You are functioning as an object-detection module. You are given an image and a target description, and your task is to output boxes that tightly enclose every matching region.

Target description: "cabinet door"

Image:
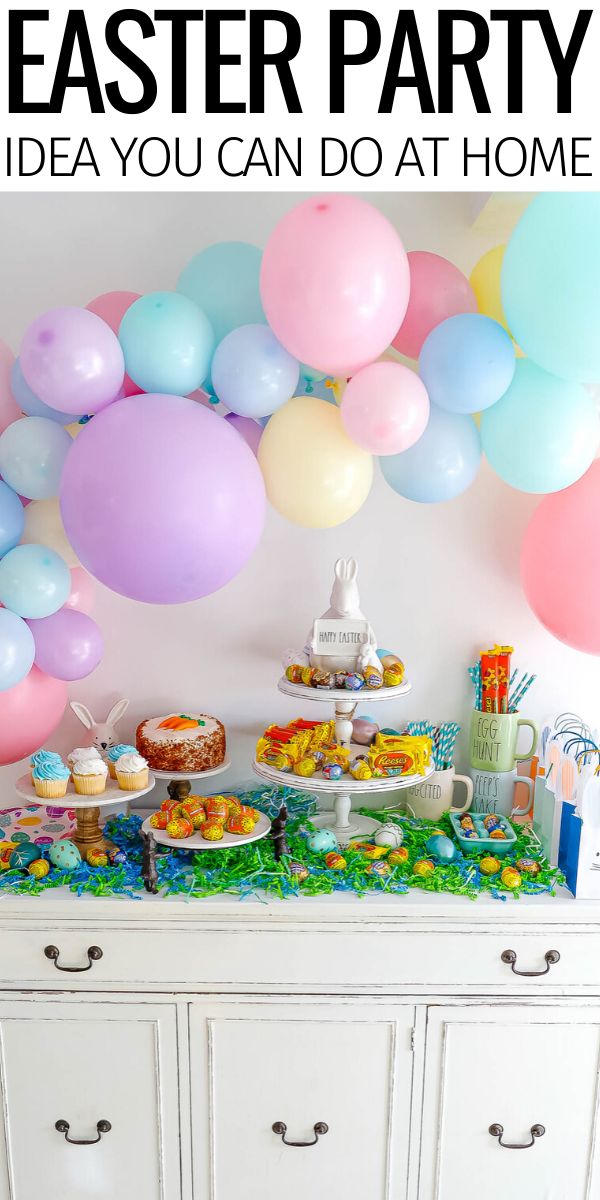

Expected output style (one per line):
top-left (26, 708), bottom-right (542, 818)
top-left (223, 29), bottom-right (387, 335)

top-left (418, 1004), bottom-right (600, 1200)
top-left (0, 998), bottom-right (181, 1200)
top-left (189, 999), bottom-right (415, 1200)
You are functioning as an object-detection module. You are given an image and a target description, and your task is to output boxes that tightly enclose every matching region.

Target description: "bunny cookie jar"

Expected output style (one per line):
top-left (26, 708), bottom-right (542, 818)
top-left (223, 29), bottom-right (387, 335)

top-left (70, 698), bottom-right (130, 752)
top-left (305, 558), bottom-right (380, 674)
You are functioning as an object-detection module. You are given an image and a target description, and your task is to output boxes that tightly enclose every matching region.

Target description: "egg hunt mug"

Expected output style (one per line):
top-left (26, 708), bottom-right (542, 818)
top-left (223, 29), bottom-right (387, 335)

top-left (469, 711), bottom-right (538, 773)
top-left (470, 768), bottom-right (533, 818)
top-left (404, 766), bottom-right (473, 821)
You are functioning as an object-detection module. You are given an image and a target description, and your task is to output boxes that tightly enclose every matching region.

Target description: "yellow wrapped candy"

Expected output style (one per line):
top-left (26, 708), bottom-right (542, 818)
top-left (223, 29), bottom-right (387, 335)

top-left (166, 816), bottom-right (194, 839)
top-left (28, 858), bottom-right (50, 879)
top-left (295, 757), bottom-right (317, 778)
top-left (479, 855), bottom-right (501, 876)
top-left (501, 866), bottom-right (521, 889)
top-left (202, 821), bottom-right (224, 841)
top-left (325, 851), bottom-right (347, 870)
top-left (413, 858), bottom-right (435, 877)
top-left (388, 847), bottom-right (409, 866)
top-left (383, 661), bottom-right (405, 687)
top-left (350, 758), bottom-right (372, 781)
top-left (362, 844), bottom-right (389, 860)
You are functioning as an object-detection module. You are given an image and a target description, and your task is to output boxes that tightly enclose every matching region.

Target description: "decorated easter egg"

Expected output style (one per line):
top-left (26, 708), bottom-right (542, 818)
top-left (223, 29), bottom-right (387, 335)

top-left (11, 841), bottom-right (45, 870)
top-left (48, 840), bottom-right (81, 870)
top-left (352, 718), bottom-right (379, 746)
top-left (425, 833), bottom-right (457, 862)
top-left (374, 822), bottom-right (404, 849)
top-left (166, 816), bottom-right (194, 839)
top-left (28, 858), bottom-right (50, 879)
top-left (368, 860), bottom-right (391, 877)
top-left (86, 848), bottom-right (108, 867)
top-left (202, 820), bottom-right (224, 841)
top-left (413, 858), bottom-right (435, 877)
top-left (516, 857), bottom-right (541, 876)
top-left (388, 846), bottom-right (409, 866)
top-left (306, 829), bottom-right (338, 854)
top-left (289, 861), bottom-right (309, 883)
top-left (479, 855), bottom-right (501, 876)
top-left (501, 866), bottom-right (521, 889)
top-left (0, 842), bottom-right (17, 869)
top-left (325, 851), bottom-right (346, 870)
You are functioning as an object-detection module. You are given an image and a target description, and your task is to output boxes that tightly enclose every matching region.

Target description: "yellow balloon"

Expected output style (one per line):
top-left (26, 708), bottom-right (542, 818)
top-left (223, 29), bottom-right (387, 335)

top-left (470, 245), bottom-right (510, 330)
top-left (21, 497), bottom-right (79, 567)
top-left (66, 422), bottom-right (83, 439)
top-left (258, 395), bottom-right (373, 528)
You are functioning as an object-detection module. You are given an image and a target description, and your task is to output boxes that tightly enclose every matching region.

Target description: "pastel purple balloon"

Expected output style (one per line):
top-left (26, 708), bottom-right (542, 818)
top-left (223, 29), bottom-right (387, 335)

top-left (20, 307), bottom-right (125, 416)
top-left (225, 413), bottom-right (263, 456)
top-left (59, 393), bottom-right (266, 603)
top-left (26, 608), bottom-right (103, 681)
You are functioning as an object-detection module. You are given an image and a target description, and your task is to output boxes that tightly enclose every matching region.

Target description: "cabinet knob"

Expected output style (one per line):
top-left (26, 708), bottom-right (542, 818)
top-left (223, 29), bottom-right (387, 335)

top-left (489, 1123), bottom-right (545, 1149)
top-left (501, 949), bottom-right (560, 977)
top-left (44, 945), bottom-right (103, 972)
top-left (55, 1119), bottom-right (112, 1146)
top-left (272, 1121), bottom-right (329, 1147)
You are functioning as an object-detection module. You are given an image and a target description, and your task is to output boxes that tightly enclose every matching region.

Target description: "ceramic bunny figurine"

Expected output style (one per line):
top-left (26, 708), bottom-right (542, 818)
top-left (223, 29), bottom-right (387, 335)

top-left (70, 699), bottom-right (130, 752)
top-left (305, 558), bottom-right (380, 673)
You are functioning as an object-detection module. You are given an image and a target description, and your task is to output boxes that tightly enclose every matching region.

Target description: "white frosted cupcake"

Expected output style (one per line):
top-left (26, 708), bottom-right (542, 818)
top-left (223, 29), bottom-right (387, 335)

top-left (71, 756), bottom-right (108, 796)
top-left (115, 752), bottom-right (149, 792)
top-left (68, 746), bottom-right (104, 773)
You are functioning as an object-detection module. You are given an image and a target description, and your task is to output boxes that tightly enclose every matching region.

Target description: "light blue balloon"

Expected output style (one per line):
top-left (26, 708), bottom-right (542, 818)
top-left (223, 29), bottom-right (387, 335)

top-left (0, 482), bottom-right (24, 556)
top-left (419, 313), bottom-right (515, 414)
top-left (178, 241), bottom-right (265, 345)
top-left (11, 359), bottom-right (78, 424)
top-left (0, 608), bottom-right (35, 691)
top-left (212, 325), bottom-right (299, 419)
top-left (502, 194), bottom-right (600, 383)
top-left (380, 406), bottom-right (481, 503)
top-left (0, 543), bottom-right (70, 618)
top-left (481, 359), bottom-right (599, 494)
top-left (119, 292), bottom-right (215, 395)
top-left (0, 416), bottom-right (71, 500)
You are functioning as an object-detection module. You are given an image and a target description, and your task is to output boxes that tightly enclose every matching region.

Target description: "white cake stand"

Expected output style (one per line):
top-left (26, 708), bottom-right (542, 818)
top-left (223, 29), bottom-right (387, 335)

top-left (271, 676), bottom-right (419, 841)
top-left (141, 809), bottom-right (271, 852)
top-left (15, 773), bottom-right (156, 857)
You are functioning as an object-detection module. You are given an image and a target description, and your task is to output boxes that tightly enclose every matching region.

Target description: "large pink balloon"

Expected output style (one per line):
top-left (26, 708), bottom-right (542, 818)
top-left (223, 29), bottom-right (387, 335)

top-left (65, 566), bottom-right (95, 613)
top-left (60, 394), bottom-right (266, 603)
top-left (86, 291), bottom-right (143, 397)
top-left (521, 460), bottom-right (600, 653)
top-left (27, 608), bottom-right (103, 680)
top-left (0, 665), bottom-right (67, 765)
top-left (260, 195), bottom-right (410, 377)
top-left (20, 307), bottom-right (125, 415)
top-left (0, 339), bottom-right (19, 434)
top-left (341, 361), bottom-right (429, 455)
top-left (393, 252), bottom-right (477, 360)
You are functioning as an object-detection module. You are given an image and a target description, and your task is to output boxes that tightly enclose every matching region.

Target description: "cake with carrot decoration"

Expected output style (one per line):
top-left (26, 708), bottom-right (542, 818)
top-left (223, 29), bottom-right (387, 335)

top-left (136, 713), bottom-right (226, 773)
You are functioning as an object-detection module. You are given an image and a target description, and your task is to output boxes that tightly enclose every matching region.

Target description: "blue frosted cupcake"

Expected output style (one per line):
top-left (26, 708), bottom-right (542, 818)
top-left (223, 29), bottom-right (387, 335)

top-left (30, 750), bottom-right (63, 784)
top-left (32, 758), bottom-right (70, 800)
top-left (106, 743), bottom-right (137, 779)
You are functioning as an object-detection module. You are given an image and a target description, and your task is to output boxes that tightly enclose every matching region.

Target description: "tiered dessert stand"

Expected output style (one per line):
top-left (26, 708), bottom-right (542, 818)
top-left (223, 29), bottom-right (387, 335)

top-left (16, 773), bottom-right (157, 858)
top-left (140, 758), bottom-right (272, 852)
top-left (252, 676), bottom-right (434, 844)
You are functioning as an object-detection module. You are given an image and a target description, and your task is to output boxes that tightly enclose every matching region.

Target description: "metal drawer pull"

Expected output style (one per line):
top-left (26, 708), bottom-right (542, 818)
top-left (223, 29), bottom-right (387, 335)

top-left (272, 1121), bottom-right (329, 1147)
top-left (489, 1123), bottom-right (545, 1149)
top-left (44, 945), bottom-right (103, 972)
top-left (55, 1119), bottom-right (112, 1145)
top-left (501, 949), bottom-right (560, 976)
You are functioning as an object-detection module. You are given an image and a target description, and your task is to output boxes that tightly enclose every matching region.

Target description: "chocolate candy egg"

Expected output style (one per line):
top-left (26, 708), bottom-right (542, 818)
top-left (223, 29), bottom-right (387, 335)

top-left (388, 847), bottom-right (409, 866)
top-left (227, 814), bottom-right (255, 835)
top-left (150, 811), bottom-right (169, 830)
top-left (325, 851), bottom-right (346, 870)
top-left (380, 653), bottom-right (403, 670)
top-left (202, 821), bottom-right (224, 841)
top-left (306, 829), bottom-right (338, 854)
top-left (489, 828), bottom-right (506, 840)
top-left (205, 798), bottom-right (228, 821)
top-left (109, 848), bottom-right (127, 865)
top-left (322, 762), bottom-right (343, 781)
top-left (501, 866), bottom-right (521, 889)
top-left (350, 760), bottom-right (373, 781)
top-left (368, 860), bottom-right (391, 877)
top-left (295, 757), bottom-right (317, 778)
top-left (425, 833), bottom-right (456, 862)
top-left (48, 840), bottom-right (81, 871)
top-left (180, 797), bottom-right (205, 822)
top-left (516, 857), bottom-right (541, 876)
top-left (166, 816), bottom-right (194, 839)
top-left (86, 848), bottom-right (108, 867)
top-left (483, 815), bottom-right (500, 831)
top-left (351, 718), bottom-right (379, 746)
top-left (289, 861), bottom-right (309, 883)
top-left (374, 822), bottom-right (404, 849)
top-left (345, 673), bottom-right (365, 691)
top-left (479, 855), bottom-right (501, 876)
top-left (364, 666), bottom-right (383, 689)
top-left (28, 858), bottom-right (49, 879)
top-left (0, 843), bottom-right (17, 869)
top-left (413, 858), bottom-right (435, 877)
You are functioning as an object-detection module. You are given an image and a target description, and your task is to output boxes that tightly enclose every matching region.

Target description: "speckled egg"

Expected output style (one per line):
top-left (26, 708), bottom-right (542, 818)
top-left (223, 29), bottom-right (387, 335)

top-left (425, 834), bottom-right (457, 862)
top-left (374, 822), bottom-right (404, 849)
top-left (48, 840), bottom-right (82, 870)
top-left (306, 829), bottom-right (338, 854)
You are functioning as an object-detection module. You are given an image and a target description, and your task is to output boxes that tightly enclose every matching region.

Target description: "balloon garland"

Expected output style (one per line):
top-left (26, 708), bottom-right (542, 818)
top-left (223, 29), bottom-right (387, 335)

top-left (0, 190), bottom-right (598, 762)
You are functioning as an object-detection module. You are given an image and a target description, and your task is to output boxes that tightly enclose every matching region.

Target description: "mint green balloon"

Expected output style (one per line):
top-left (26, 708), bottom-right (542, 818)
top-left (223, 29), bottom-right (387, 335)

top-left (502, 194), bottom-right (600, 382)
top-left (481, 360), bottom-right (599, 494)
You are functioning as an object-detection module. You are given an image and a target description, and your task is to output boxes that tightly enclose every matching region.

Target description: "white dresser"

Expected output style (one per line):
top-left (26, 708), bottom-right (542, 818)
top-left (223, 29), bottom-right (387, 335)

top-left (0, 888), bottom-right (598, 1200)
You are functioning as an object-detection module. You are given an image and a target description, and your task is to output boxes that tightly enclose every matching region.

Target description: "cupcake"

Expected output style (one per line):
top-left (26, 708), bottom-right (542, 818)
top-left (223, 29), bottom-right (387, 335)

top-left (115, 752), bottom-right (149, 792)
top-left (32, 758), bottom-right (70, 800)
top-left (30, 749), bottom-right (63, 784)
top-left (71, 757), bottom-right (108, 796)
top-left (106, 743), bottom-right (137, 780)
top-left (67, 746), bottom-right (104, 773)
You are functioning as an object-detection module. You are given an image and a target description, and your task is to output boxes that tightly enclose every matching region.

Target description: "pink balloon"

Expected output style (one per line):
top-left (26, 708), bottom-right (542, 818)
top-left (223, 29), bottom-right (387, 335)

top-left (0, 339), bottom-right (19, 434)
top-left (60, 394), bottom-right (266, 604)
top-left (521, 460), bottom-right (600, 654)
top-left (225, 413), bottom-right (263, 455)
top-left (0, 665), bottom-right (67, 765)
top-left (86, 291), bottom-right (143, 398)
top-left (393, 252), bottom-right (477, 360)
top-left (65, 566), bottom-right (95, 613)
top-left (260, 195), bottom-right (410, 377)
top-left (27, 608), bottom-right (103, 680)
top-left (20, 307), bottom-right (125, 415)
top-left (341, 361), bottom-right (429, 455)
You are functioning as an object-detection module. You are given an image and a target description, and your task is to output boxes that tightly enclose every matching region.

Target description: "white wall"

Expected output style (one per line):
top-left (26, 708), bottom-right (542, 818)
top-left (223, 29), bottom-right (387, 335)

top-left (0, 190), bottom-right (598, 805)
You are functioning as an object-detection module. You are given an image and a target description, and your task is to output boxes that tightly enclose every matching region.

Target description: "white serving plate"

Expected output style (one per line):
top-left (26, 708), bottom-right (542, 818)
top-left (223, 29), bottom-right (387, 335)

top-left (141, 810), bottom-right (271, 851)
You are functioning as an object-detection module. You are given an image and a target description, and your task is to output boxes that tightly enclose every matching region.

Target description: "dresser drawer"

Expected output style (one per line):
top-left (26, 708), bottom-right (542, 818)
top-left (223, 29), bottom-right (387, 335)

top-left (0, 924), bottom-right (598, 991)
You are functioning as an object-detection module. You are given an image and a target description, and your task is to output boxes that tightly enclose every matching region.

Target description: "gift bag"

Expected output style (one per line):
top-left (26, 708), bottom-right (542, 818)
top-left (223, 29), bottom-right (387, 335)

top-left (558, 771), bottom-right (600, 899)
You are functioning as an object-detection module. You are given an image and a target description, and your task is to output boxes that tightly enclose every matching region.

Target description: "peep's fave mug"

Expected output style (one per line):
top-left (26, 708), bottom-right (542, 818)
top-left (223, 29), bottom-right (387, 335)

top-left (470, 768), bottom-right (533, 818)
top-left (404, 766), bottom-right (473, 821)
top-left (469, 711), bottom-right (538, 773)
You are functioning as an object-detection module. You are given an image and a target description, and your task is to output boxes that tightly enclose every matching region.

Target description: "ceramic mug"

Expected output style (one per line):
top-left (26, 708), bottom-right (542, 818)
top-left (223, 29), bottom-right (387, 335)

top-left (470, 768), bottom-right (533, 818)
top-left (469, 711), bottom-right (538, 773)
top-left (404, 767), bottom-right (473, 821)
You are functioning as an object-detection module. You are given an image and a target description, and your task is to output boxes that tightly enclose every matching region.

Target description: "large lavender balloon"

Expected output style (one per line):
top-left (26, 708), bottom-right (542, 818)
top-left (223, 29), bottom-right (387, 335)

top-left (59, 394), bottom-right (266, 603)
